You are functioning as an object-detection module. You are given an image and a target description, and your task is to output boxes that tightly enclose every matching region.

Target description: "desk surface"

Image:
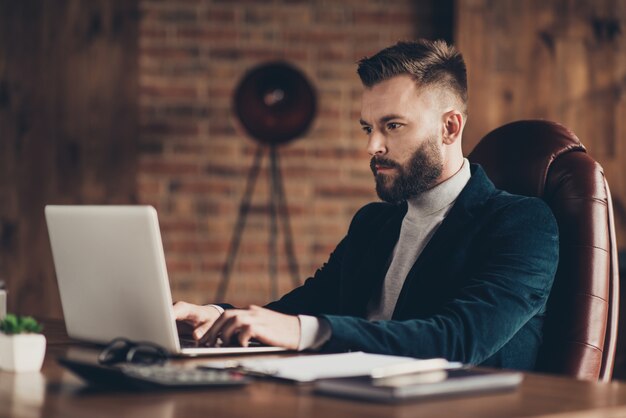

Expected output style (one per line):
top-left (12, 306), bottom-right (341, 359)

top-left (3, 320), bottom-right (626, 418)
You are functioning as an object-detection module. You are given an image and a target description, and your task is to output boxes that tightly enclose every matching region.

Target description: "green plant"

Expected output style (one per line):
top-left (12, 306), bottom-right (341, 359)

top-left (0, 313), bottom-right (43, 335)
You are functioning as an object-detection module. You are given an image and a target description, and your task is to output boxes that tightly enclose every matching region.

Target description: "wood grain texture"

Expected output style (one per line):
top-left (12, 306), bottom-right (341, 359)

top-left (456, 0), bottom-right (626, 247)
top-left (456, 0), bottom-right (626, 380)
top-left (4, 322), bottom-right (626, 418)
top-left (0, 0), bottom-right (139, 318)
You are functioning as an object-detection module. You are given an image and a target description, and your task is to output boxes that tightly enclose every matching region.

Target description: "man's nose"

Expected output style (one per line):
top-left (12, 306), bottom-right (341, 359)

top-left (367, 132), bottom-right (387, 156)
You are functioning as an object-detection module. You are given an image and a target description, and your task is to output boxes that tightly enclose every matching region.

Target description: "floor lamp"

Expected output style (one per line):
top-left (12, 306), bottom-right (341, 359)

top-left (215, 62), bottom-right (316, 301)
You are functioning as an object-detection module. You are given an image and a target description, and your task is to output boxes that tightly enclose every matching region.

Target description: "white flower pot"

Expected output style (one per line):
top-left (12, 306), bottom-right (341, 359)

top-left (0, 333), bottom-right (46, 372)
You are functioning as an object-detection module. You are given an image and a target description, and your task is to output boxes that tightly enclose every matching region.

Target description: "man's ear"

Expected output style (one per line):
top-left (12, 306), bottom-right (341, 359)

top-left (442, 110), bottom-right (463, 145)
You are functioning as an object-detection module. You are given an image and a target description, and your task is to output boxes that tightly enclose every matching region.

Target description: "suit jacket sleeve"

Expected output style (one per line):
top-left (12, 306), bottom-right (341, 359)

top-left (262, 203), bottom-right (385, 316)
top-left (319, 197), bottom-right (559, 365)
top-left (217, 241), bottom-right (346, 313)
top-left (262, 238), bottom-right (346, 316)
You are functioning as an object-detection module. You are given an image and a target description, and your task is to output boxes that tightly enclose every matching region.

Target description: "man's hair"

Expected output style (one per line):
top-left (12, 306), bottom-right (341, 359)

top-left (357, 39), bottom-right (468, 115)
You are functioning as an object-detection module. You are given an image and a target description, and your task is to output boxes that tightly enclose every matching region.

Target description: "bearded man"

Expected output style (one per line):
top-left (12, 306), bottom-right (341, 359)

top-left (174, 40), bottom-right (559, 371)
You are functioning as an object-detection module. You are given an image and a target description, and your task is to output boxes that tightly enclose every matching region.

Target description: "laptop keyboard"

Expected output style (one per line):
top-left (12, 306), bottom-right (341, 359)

top-left (180, 337), bottom-right (201, 348)
top-left (118, 364), bottom-right (249, 388)
top-left (179, 337), bottom-right (266, 349)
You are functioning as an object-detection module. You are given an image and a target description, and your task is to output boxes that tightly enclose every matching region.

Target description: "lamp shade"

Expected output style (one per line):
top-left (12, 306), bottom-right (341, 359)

top-left (234, 62), bottom-right (316, 145)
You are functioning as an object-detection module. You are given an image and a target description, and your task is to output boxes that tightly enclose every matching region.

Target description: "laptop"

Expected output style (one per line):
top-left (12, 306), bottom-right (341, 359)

top-left (45, 205), bottom-right (286, 357)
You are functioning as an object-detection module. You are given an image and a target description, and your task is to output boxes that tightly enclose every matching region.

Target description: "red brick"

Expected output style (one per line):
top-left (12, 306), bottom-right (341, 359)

top-left (207, 86), bottom-right (233, 99)
top-left (139, 159), bottom-right (202, 176)
top-left (315, 8), bottom-right (353, 25)
top-left (281, 30), bottom-right (348, 43)
top-left (141, 122), bottom-right (199, 136)
top-left (256, 147), bottom-right (307, 158)
top-left (176, 28), bottom-right (238, 42)
top-left (140, 84), bottom-right (198, 99)
top-left (200, 260), bottom-right (227, 271)
top-left (166, 259), bottom-right (195, 274)
top-left (283, 166), bottom-right (341, 179)
top-left (139, 28), bottom-right (167, 40)
top-left (353, 10), bottom-right (417, 25)
top-left (208, 122), bottom-right (237, 136)
top-left (138, 179), bottom-right (162, 195)
top-left (313, 148), bottom-right (360, 159)
top-left (204, 163), bottom-right (246, 177)
top-left (140, 45), bottom-right (201, 60)
top-left (247, 203), bottom-right (306, 216)
top-left (203, 9), bottom-right (237, 23)
top-left (164, 239), bottom-right (229, 253)
top-left (137, 0), bottom-right (421, 302)
top-left (160, 219), bottom-right (199, 233)
top-left (168, 179), bottom-right (237, 195)
top-left (170, 143), bottom-right (205, 154)
top-left (156, 9), bottom-right (199, 23)
top-left (314, 185), bottom-right (374, 198)
top-left (317, 47), bottom-right (351, 61)
top-left (214, 47), bottom-right (288, 61)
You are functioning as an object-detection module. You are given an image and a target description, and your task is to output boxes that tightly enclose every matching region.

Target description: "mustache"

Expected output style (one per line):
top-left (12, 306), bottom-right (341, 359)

top-left (370, 156), bottom-right (401, 173)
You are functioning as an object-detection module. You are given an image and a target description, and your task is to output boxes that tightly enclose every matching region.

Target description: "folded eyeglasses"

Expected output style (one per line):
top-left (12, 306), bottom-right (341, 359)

top-left (98, 337), bottom-right (169, 366)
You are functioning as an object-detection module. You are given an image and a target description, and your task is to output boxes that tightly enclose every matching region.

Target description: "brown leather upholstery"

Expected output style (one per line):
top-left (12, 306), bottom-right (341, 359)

top-left (468, 120), bottom-right (619, 382)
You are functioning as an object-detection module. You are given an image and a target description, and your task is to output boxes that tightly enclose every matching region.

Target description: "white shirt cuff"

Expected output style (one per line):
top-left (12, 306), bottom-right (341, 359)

top-left (205, 304), bottom-right (224, 315)
top-left (297, 315), bottom-right (332, 351)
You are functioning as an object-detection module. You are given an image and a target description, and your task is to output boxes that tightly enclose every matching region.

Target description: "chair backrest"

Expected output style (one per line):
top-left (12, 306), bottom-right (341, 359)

top-left (468, 120), bottom-right (619, 381)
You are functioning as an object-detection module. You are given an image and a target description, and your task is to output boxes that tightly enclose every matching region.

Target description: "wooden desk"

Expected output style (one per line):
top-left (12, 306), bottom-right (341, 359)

top-left (3, 321), bottom-right (626, 418)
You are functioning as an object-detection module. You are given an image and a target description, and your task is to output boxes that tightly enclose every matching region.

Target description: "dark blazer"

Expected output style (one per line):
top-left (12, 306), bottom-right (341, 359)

top-left (265, 164), bottom-right (559, 370)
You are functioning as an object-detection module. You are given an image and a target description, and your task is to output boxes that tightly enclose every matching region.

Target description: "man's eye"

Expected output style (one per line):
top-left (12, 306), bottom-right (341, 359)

top-left (362, 126), bottom-right (372, 135)
top-left (387, 122), bottom-right (401, 130)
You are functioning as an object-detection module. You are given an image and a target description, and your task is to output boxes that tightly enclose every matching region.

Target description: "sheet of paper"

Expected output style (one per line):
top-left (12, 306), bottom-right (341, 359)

top-left (202, 352), bottom-right (452, 383)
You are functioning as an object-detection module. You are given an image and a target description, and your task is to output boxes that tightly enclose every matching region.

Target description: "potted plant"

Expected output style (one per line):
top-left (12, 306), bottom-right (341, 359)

top-left (0, 314), bottom-right (46, 372)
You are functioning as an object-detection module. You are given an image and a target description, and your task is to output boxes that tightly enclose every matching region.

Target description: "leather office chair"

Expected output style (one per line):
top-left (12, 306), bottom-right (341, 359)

top-left (468, 120), bottom-right (619, 382)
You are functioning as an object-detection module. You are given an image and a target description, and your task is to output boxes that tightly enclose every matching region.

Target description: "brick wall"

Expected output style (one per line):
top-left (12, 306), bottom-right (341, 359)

top-left (137, 0), bottom-right (441, 306)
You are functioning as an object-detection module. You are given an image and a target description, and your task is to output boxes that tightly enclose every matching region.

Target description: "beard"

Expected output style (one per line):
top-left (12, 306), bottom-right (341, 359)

top-left (370, 135), bottom-right (443, 203)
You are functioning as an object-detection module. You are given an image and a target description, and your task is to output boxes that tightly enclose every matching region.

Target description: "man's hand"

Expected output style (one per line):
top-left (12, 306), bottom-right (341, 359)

top-left (201, 305), bottom-right (300, 350)
top-left (172, 301), bottom-right (222, 342)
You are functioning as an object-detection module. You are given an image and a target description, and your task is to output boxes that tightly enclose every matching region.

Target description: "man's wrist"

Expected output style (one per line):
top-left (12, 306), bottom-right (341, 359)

top-left (297, 315), bottom-right (332, 351)
top-left (205, 304), bottom-right (224, 315)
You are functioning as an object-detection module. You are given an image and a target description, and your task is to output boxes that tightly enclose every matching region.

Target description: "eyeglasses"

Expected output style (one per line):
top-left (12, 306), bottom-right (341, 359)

top-left (98, 337), bottom-right (169, 366)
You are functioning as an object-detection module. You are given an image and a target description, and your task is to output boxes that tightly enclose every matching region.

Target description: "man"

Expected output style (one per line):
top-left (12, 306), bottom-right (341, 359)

top-left (174, 40), bottom-right (559, 370)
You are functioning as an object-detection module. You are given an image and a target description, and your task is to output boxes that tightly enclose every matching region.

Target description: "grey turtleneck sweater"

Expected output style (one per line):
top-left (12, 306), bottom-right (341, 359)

top-left (297, 159), bottom-right (471, 350)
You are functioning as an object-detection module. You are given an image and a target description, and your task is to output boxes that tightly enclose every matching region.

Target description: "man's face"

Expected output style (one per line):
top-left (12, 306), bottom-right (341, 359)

top-left (360, 75), bottom-right (444, 203)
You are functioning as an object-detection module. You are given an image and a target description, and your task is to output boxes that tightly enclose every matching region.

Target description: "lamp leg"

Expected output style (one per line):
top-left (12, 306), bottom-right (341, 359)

top-left (270, 148), bottom-right (301, 289)
top-left (216, 146), bottom-right (264, 302)
top-left (268, 147), bottom-right (279, 300)
top-left (216, 145), bottom-right (301, 303)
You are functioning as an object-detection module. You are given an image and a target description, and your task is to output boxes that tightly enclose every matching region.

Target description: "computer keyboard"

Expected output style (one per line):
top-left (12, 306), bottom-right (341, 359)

top-left (118, 364), bottom-right (249, 388)
top-left (58, 357), bottom-right (250, 390)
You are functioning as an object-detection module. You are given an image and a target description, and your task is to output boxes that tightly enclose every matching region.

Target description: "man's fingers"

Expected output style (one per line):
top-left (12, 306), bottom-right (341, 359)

top-left (172, 301), bottom-right (202, 324)
top-left (173, 302), bottom-right (225, 343)
top-left (192, 321), bottom-right (213, 342)
top-left (201, 310), bottom-right (232, 346)
top-left (220, 316), bottom-right (246, 346)
top-left (172, 301), bottom-right (189, 320)
top-left (201, 310), bottom-right (252, 347)
top-left (176, 320), bottom-right (195, 337)
top-left (194, 306), bottom-right (299, 350)
top-left (238, 325), bottom-right (254, 347)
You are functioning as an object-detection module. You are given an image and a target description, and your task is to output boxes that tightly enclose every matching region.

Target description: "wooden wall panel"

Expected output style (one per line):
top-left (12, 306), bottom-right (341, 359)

top-left (457, 0), bottom-right (626, 247)
top-left (457, 0), bottom-right (626, 380)
top-left (0, 0), bottom-right (139, 318)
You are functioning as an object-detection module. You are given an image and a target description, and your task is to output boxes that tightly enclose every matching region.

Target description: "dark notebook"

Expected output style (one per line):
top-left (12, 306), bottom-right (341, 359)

top-left (315, 368), bottom-right (523, 403)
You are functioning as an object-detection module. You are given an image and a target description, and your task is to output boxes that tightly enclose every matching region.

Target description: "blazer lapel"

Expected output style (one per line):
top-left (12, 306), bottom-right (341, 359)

top-left (392, 165), bottom-right (496, 317)
top-left (344, 203), bottom-right (406, 316)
